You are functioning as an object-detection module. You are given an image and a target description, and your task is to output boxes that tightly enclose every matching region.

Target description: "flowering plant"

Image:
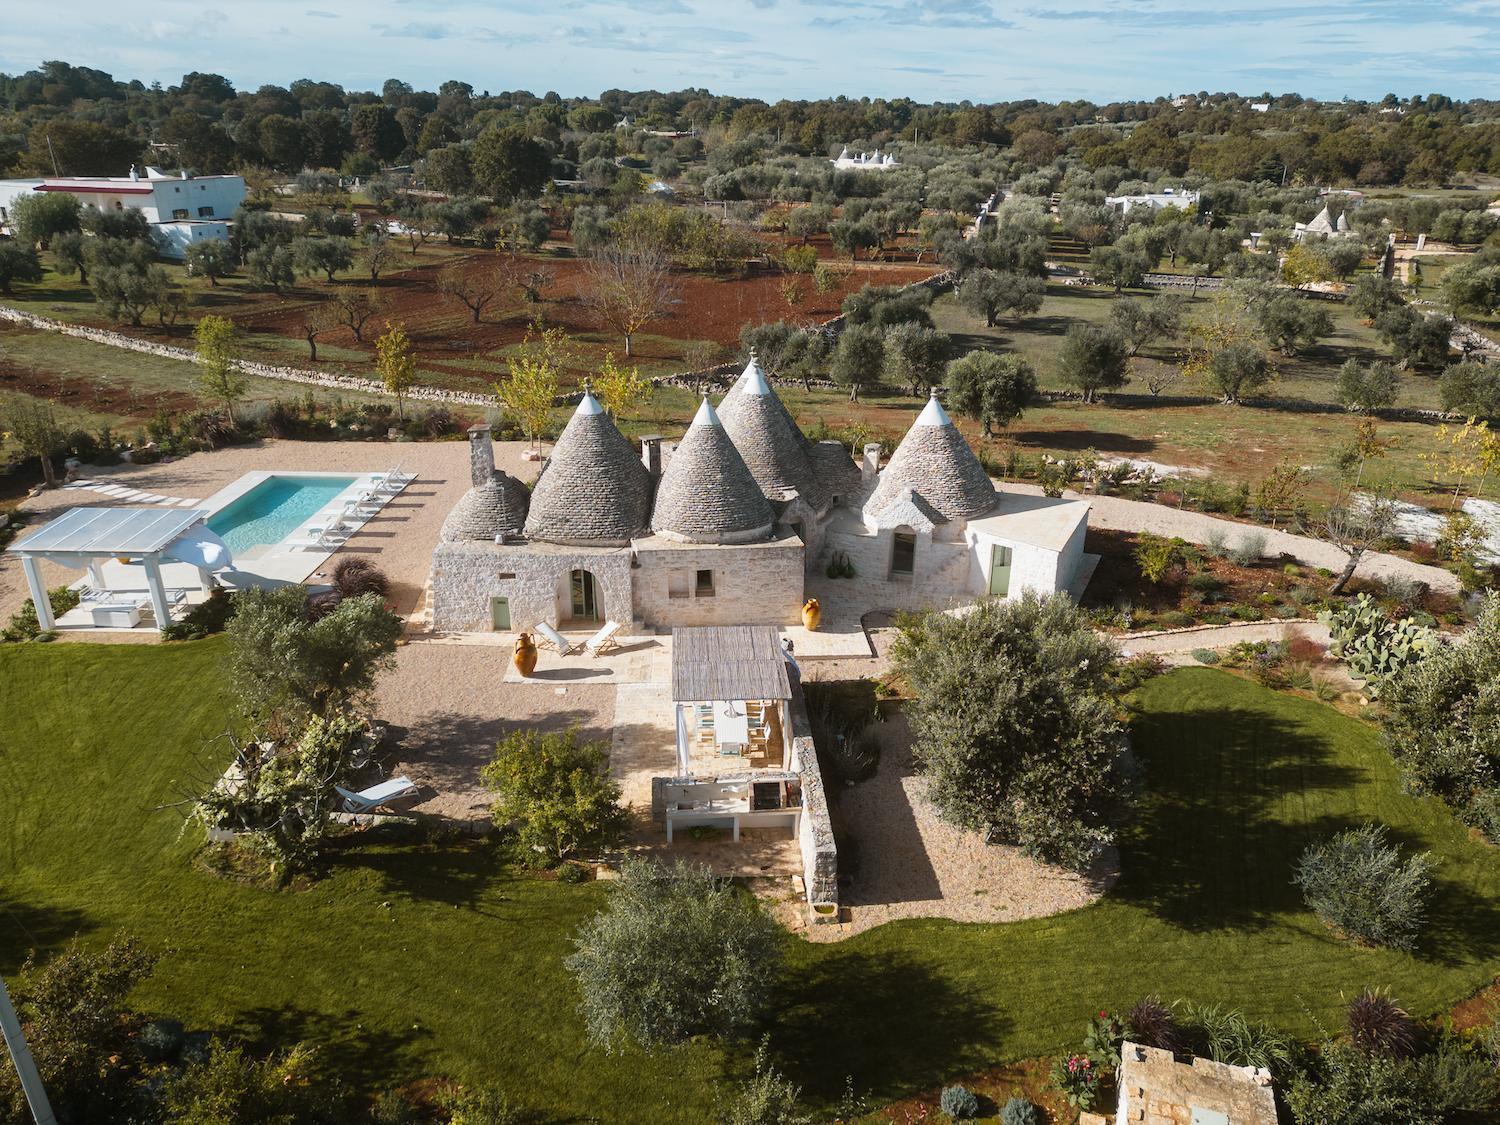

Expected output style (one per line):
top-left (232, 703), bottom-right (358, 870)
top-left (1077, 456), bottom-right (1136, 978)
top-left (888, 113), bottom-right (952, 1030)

top-left (1051, 1053), bottom-right (1100, 1109)
top-left (1083, 1008), bottom-right (1126, 1070)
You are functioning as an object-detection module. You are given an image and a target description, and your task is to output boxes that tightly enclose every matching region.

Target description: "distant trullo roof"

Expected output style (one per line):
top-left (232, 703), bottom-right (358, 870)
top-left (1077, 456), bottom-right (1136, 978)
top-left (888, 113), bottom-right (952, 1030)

top-left (441, 426), bottom-right (529, 542)
top-left (523, 392), bottom-right (653, 546)
top-left (651, 397), bottom-right (775, 543)
top-left (719, 356), bottom-right (817, 503)
top-left (1305, 206), bottom-right (1336, 234)
top-left (865, 393), bottom-right (997, 523)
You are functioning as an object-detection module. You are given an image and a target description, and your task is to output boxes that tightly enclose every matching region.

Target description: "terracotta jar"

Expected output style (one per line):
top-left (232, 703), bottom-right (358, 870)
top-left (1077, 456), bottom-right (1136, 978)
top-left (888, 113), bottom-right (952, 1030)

top-left (513, 631), bottom-right (538, 677)
top-left (801, 598), bottom-right (821, 631)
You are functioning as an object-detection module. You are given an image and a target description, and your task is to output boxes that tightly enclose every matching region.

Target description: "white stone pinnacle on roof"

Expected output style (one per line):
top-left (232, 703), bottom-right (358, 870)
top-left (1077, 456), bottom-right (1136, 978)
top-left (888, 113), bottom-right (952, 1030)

top-left (914, 393), bottom-right (952, 427)
top-left (574, 390), bottom-right (604, 416)
top-left (693, 396), bottom-right (721, 427)
top-left (742, 359), bottom-right (772, 396)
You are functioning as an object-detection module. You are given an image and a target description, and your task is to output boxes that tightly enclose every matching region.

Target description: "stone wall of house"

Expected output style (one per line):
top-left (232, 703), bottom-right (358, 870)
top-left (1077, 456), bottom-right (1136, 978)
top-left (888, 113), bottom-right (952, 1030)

top-left (967, 529), bottom-right (1064, 598)
top-left (430, 541), bottom-right (634, 632)
top-left (823, 522), bottom-right (975, 611)
top-left (633, 542), bottom-right (805, 628)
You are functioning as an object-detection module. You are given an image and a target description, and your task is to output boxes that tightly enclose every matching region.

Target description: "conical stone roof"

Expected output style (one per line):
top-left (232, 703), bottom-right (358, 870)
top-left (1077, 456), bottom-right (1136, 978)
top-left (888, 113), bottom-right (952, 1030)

top-left (719, 354), bottom-right (811, 451)
top-left (720, 359), bottom-right (816, 503)
top-left (866, 393), bottom-right (997, 523)
top-left (651, 397), bottom-right (775, 543)
top-left (524, 392), bottom-right (652, 546)
top-left (441, 476), bottom-right (530, 541)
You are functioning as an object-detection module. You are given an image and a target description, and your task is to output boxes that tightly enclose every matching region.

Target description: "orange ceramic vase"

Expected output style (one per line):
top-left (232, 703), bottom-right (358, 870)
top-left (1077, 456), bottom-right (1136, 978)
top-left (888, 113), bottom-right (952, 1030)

top-left (513, 632), bottom-right (538, 677)
top-left (801, 598), bottom-right (821, 631)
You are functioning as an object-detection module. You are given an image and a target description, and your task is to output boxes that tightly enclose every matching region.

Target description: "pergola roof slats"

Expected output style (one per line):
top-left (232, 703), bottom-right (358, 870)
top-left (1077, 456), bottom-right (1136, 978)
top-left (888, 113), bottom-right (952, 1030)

top-left (7, 507), bottom-right (208, 557)
top-left (672, 625), bottom-right (791, 702)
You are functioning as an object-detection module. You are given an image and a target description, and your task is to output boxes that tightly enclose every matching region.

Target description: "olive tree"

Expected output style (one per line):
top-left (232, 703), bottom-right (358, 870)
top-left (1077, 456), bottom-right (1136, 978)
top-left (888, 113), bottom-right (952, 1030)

top-left (945, 351), bottom-right (1037, 436)
top-left (566, 857), bottom-right (782, 1050)
top-left (1058, 323), bottom-right (1130, 403)
top-left (890, 593), bottom-right (1131, 870)
top-left (1380, 592), bottom-right (1500, 837)
top-left (958, 269), bottom-right (1044, 328)
top-left (225, 585), bottom-right (402, 733)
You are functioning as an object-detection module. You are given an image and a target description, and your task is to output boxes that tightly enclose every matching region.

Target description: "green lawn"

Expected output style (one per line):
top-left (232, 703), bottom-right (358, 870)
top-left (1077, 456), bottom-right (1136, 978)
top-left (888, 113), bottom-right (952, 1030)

top-left (3, 646), bottom-right (1499, 1119)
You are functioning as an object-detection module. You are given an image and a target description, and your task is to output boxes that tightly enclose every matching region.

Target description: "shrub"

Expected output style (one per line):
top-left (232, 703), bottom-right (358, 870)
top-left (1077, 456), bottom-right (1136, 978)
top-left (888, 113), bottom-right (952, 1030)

top-left (1228, 531), bottom-right (1267, 566)
top-left (332, 557), bottom-right (391, 601)
top-left (1180, 1003), bottom-right (1295, 1075)
top-left (1159, 610), bottom-right (1195, 628)
top-left (1347, 987), bottom-right (1416, 1058)
top-left (1084, 1009), bottom-right (1126, 1069)
top-left (1286, 1039), bottom-right (1500, 1125)
top-left (162, 588), bottom-right (238, 641)
top-left (1295, 824), bottom-right (1432, 950)
top-left (556, 860), bottom-right (590, 884)
top-left (566, 858), bottom-right (782, 1050)
top-left (1, 585), bottom-right (82, 642)
top-left (1187, 571), bottom-right (1221, 594)
top-left (371, 1090), bottom-right (418, 1124)
top-left (939, 1084), bottom-right (980, 1120)
top-left (439, 1084), bottom-right (524, 1125)
top-left (1134, 532), bottom-right (1178, 583)
top-left (1000, 1096), bottom-right (1040, 1125)
top-left (136, 1017), bottom-right (186, 1063)
top-left (481, 727), bottom-right (626, 865)
top-left (1464, 788), bottom-right (1500, 845)
top-left (1128, 995), bottom-right (1183, 1054)
top-left (1192, 648), bottom-right (1221, 665)
top-left (718, 1038), bottom-right (810, 1124)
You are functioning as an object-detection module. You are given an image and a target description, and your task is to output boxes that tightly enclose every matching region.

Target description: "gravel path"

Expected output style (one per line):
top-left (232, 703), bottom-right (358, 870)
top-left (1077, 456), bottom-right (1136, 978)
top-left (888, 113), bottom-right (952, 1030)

top-left (800, 710), bottom-right (1116, 942)
top-left (1005, 482), bottom-right (1460, 595)
top-left (1120, 620), bottom-right (1331, 661)
top-left (375, 640), bottom-right (615, 821)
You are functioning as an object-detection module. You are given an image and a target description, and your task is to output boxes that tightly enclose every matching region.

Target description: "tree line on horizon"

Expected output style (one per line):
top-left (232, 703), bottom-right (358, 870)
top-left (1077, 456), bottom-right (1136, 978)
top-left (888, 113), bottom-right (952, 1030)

top-left (2, 59), bottom-right (1499, 190)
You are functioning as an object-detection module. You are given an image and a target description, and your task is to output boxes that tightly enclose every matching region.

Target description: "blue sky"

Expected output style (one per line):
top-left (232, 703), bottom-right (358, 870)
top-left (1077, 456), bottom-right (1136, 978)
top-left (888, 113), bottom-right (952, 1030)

top-left (5, 0), bottom-right (1498, 103)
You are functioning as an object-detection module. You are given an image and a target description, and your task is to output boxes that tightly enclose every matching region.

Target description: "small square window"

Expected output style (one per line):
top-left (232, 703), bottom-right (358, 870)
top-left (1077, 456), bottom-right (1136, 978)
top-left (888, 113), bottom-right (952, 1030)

top-left (695, 569), bottom-right (715, 597)
top-left (197, 205), bottom-right (214, 217)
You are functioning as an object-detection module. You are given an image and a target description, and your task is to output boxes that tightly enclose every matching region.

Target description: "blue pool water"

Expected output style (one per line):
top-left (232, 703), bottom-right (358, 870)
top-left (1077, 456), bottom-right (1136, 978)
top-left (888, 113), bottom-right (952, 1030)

top-left (207, 476), bottom-right (357, 552)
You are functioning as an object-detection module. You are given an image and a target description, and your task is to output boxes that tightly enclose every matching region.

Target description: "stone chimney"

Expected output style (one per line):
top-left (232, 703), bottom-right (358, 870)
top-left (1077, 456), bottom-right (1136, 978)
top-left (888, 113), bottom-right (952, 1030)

top-left (861, 443), bottom-right (882, 484)
top-left (640, 434), bottom-right (663, 478)
top-left (467, 424), bottom-right (496, 487)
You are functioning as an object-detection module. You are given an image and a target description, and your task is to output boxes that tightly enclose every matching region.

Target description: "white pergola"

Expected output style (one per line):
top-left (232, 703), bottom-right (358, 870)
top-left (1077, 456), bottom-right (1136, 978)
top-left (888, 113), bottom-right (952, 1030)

top-left (6, 507), bottom-right (228, 631)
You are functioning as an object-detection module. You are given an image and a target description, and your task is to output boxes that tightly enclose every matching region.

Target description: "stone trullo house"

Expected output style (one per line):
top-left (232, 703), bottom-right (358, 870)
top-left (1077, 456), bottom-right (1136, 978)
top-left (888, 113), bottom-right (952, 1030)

top-left (427, 357), bottom-right (1091, 634)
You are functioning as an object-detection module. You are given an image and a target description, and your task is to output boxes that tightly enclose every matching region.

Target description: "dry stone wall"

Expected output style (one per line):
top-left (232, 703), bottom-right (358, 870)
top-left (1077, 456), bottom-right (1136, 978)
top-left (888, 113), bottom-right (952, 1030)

top-left (430, 541), bottom-right (634, 633)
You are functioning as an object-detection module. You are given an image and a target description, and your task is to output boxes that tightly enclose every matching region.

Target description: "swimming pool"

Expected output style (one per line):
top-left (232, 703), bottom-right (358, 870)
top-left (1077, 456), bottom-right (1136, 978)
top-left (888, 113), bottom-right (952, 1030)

top-left (207, 475), bottom-right (358, 553)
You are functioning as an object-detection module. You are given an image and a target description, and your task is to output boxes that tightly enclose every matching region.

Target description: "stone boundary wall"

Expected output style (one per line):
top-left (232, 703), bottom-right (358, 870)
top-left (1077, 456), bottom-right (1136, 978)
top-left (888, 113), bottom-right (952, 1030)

top-left (0, 304), bottom-right (497, 408)
top-left (788, 673), bottom-right (839, 920)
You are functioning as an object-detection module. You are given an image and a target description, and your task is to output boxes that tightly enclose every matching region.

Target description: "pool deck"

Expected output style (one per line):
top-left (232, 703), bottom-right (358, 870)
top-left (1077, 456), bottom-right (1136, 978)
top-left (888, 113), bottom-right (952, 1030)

top-left (3, 439), bottom-right (547, 638)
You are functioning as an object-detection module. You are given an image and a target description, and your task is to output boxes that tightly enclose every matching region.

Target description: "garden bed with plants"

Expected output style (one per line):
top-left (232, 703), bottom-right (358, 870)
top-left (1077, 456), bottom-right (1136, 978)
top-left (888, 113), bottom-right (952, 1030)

top-left (1080, 527), bottom-right (1463, 633)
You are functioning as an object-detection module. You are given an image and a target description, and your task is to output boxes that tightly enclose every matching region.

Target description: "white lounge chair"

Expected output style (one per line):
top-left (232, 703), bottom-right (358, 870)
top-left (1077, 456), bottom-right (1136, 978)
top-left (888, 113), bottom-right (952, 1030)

top-left (291, 524), bottom-right (349, 551)
top-left (535, 621), bottom-right (579, 655)
top-left (335, 776), bottom-right (418, 813)
top-left (370, 465), bottom-right (414, 493)
top-left (585, 619), bottom-right (623, 657)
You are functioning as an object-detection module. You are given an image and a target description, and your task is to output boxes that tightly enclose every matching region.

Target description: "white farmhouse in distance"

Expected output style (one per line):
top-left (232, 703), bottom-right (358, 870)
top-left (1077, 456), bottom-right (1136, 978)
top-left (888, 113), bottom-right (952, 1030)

top-left (832, 146), bottom-right (900, 171)
top-left (1104, 187), bottom-right (1200, 216)
top-left (0, 166), bottom-right (245, 260)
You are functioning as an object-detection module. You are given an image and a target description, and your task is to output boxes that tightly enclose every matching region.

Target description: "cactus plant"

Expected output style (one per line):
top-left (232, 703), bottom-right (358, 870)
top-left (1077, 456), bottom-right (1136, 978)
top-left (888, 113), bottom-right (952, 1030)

top-left (1318, 594), bottom-right (1438, 696)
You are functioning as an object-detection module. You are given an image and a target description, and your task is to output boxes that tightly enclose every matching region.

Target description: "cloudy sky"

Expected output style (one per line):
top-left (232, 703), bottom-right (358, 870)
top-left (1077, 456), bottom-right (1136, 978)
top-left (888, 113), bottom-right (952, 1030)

top-left (5, 0), bottom-right (1498, 103)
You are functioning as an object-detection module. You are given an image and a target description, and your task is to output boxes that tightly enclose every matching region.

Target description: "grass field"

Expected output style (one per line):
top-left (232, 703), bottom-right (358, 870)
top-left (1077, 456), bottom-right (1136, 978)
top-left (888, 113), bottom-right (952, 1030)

top-left (3, 642), bottom-right (1498, 1119)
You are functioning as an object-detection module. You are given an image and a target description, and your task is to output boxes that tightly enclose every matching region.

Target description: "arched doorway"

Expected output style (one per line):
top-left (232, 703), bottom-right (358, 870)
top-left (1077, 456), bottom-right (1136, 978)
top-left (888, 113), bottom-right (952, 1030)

top-left (568, 568), bottom-right (600, 622)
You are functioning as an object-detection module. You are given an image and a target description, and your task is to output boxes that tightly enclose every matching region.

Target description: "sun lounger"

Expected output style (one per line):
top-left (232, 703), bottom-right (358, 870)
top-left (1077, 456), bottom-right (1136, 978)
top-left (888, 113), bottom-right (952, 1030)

top-left (535, 621), bottom-right (579, 655)
top-left (335, 776), bottom-right (418, 813)
top-left (584, 619), bottom-right (623, 657)
top-left (369, 465), bottom-right (414, 493)
top-left (290, 524), bottom-right (349, 551)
